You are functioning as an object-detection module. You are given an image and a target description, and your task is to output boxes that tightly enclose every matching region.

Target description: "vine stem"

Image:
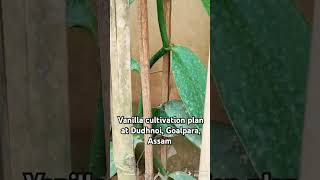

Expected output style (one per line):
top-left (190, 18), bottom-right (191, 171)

top-left (137, 47), bottom-right (168, 118)
top-left (150, 47), bottom-right (167, 68)
top-left (157, 0), bottom-right (170, 47)
top-left (160, 0), bottom-right (172, 169)
top-left (138, 0), bottom-right (153, 179)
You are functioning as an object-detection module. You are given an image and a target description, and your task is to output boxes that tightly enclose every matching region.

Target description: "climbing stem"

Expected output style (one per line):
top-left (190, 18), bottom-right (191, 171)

top-left (150, 47), bottom-right (168, 68)
top-left (138, 0), bottom-right (153, 178)
top-left (154, 157), bottom-right (169, 177)
top-left (137, 46), bottom-right (170, 117)
top-left (156, 0), bottom-right (169, 47)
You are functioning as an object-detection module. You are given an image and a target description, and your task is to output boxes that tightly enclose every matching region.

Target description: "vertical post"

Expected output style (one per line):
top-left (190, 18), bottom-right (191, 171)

top-left (110, 0), bottom-right (137, 179)
top-left (138, 0), bottom-right (153, 179)
top-left (160, 0), bottom-right (172, 169)
top-left (0, 0), bottom-right (9, 178)
top-left (299, 1), bottom-right (320, 180)
top-left (199, 60), bottom-right (210, 180)
top-left (0, 0), bottom-right (71, 179)
top-left (96, 0), bottom-right (110, 177)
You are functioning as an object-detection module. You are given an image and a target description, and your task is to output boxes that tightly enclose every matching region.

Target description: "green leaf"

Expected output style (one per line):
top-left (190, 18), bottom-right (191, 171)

top-left (133, 134), bottom-right (144, 148)
top-left (110, 142), bottom-right (117, 178)
top-left (212, 0), bottom-right (310, 177)
top-left (212, 122), bottom-right (257, 179)
top-left (154, 157), bottom-right (169, 178)
top-left (152, 107), bottom-right (176, 137)
top-left (129, 0), bottom-right (135, 5)
top-left (89, 97), bottom-right (106, 177)
top-left (171, 45), bottom-right (207, 118)
top-left (200, 0), bottom-right (210, 15)
top-left (133, 106), bottom-right (177, 138)
top-left (163, 100), bottom-right (190, 118)
top-left (67, 0), bottom-right (97, 38)
top-left (168, 171), bottom-right (196, 180)
top-left (163, 100), bottom-right (202, 149)
top-left (131, 58), bottom-right (141, 72)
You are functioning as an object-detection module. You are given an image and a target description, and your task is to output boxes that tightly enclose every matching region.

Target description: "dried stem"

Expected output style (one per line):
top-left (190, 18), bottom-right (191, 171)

top-left (138, 0), bottom-right (153, 179)
top-left (160, 0), bottom-right (172, 169)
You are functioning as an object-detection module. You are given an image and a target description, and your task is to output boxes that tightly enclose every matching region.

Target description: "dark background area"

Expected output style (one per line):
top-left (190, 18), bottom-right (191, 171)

top-left (212, 0), bottom-right (314, 124)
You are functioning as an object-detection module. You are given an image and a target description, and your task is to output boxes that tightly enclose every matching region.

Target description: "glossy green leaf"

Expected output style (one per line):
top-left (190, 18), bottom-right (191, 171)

top-left (131, 58), bottom-right (141, 72)
top-left (201, 0), bottom-right (210, 15)
top-left (67, 0), bottom-right (97, 38)
top-left (163, 100), bottom-right (190, 118)
top-left (110, 142), bottom-right (117, 178)
top-left (168, 171), bottom-right (196, 180)
top-left (212, 0), bottom-right (310, 177)
top-left (171, 45), bottom-right (207, 118)
top-left (152, 107), bottom-right (176, 137)
top-left (89, 97), bottom-right (106, 177)
top-left (212, 122), bottom-right (257, 179)
top-left (163, 100), bottom-right (202, 149)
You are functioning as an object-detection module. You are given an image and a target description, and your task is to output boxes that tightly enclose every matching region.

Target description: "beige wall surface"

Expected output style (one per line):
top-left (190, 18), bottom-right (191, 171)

top-left (129, 0), bottom-right (210, 107)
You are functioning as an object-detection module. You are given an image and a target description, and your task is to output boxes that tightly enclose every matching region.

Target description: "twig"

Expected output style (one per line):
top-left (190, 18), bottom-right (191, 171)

top-left (160, 0), bottom-right (172, 169)
top-left (138, 0), bottom-right (153, 179)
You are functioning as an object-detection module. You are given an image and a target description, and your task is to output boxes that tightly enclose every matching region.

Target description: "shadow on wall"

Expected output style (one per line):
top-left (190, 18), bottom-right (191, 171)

top-left (67, 27), bottom-right (100, 171)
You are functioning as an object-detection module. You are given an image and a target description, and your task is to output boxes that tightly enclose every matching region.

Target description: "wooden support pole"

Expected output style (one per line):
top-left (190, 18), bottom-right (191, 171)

top-left (160, 0), bottom-right (172, 169)
top-left (110, 0), bottom-right (137, 179)
top-left (0, 1), bottom-right (8, 178)
top-left (138, 0), bottom-right (153, 179)
top-left (199, 58), bottom-right (210, 180)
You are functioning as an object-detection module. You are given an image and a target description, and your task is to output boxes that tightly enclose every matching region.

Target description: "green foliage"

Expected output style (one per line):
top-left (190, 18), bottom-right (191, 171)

top-left (200, 0), bottom-right (210, 15)
top-left (67, 0), bottom-right (97, 38)
top-left (68, 0), bottom-right (209, 178)
top-left (168, 171), bottom-right (196, 180)
top-left (212, 122), bottom-right (257, 179)
top-left (171, 46), bottom-right (207, 118)
top-left (130, 58), bottom-right (141, 72)
top-left (110, 143), bottom-right (117, 178)
top-left (212, 0), bottom-right (310, 177)
top-left (153, 158), bottom-right (195, 180)
top-left (89, 97), bottom-right (106, 177)
top-left (163, 100), bottom-right (202, 148)
top-left (137, 100), bottom-right (203, 148)
top-left (129, 0), bottom-right (135, 5)
top-left (152, 107), bottom-right (177, 137)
